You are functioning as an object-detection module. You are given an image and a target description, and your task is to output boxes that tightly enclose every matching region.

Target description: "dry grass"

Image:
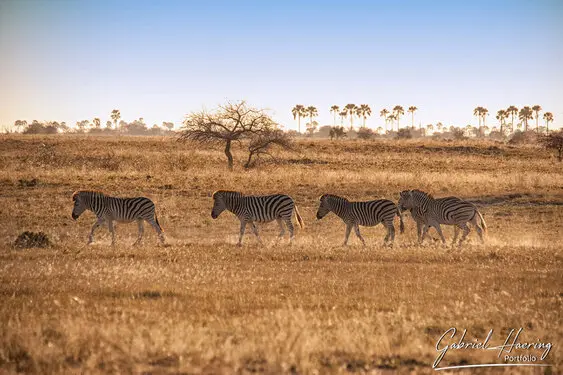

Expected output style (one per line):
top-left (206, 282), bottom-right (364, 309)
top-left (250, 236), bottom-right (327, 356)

top-left (0, 135), bottom-right (561, 374)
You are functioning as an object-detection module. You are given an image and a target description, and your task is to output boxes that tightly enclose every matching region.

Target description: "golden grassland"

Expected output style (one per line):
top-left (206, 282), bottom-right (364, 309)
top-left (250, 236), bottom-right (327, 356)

top-left (0, 135), bottom-right (562, 374)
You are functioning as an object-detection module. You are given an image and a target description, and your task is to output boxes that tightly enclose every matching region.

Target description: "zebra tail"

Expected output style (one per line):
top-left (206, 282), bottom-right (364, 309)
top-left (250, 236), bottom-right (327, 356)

top-left (294, 206), bottom-right (305, 229)
top-left (397, 207), bottom-right (405, 234)
top-left (476, 210), bottom-right (487, 232)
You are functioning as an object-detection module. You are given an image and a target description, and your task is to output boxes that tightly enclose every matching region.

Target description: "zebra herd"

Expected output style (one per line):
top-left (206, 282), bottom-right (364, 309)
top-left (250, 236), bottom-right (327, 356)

top-left (71, 189), bottom-right (487, 247)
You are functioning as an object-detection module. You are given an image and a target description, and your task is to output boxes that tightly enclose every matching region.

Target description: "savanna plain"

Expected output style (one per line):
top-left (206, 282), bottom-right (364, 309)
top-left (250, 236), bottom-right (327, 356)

top-left (0, 135), bottom-right (561, 374)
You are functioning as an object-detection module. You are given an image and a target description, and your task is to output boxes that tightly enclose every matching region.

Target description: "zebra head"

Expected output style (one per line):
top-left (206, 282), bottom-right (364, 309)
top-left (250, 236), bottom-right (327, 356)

top-left (398, 190), bottom-right (414, 211)
top-left (316, 194), bottom-right (333, 219)
top-left (71, 191), bottom-right (87, 220)
top-left (211, 190), bottom-right (241, 219)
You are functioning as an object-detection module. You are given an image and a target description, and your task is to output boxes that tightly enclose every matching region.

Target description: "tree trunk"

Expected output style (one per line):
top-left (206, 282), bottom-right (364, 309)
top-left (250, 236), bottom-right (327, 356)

top-left (244, 151), bottom-right (254, 169)
top-left (224, 139), bottom-right (234, 170)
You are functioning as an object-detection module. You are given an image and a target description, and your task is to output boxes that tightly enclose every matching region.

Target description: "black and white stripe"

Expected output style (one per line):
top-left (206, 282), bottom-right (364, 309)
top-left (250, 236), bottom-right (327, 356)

top-left (71, 190), bottom-right (165, 245)
top-left (211, 190), bottom-right (304, 245)
top-left (316, 194), bottom-right (404, 246)
top-left (398, 189), bottom-right (487, 245)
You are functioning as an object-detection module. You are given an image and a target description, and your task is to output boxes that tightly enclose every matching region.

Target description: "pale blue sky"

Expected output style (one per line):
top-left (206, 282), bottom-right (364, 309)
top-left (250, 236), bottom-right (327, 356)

top-left (0, 0), bottom-right (562, 131)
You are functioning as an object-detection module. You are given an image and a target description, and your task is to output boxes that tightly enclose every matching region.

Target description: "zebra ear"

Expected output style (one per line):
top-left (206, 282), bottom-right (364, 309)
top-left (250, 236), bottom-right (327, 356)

top-left (72, 191), bottom-right (79, 201)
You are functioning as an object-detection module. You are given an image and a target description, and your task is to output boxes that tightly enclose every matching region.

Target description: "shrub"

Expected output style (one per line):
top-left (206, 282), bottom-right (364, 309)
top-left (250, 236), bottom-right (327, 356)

top-left (13, 231), bottom-right (51, 249)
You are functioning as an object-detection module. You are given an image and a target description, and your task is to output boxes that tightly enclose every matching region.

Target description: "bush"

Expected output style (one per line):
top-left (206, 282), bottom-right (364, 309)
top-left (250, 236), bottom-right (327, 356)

top-left (357, 128), bottom-right (374, 140)
top-left (396, 128), bottom-right (412, 139)
top-left (509, 131), bottom-right (537, 145)
top-left (13, 231), bottom-right (51, 249)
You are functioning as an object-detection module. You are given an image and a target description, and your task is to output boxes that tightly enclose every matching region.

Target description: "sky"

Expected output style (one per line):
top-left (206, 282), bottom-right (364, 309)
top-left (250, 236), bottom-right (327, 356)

top-left (1, 0), bottom-right (562, 132)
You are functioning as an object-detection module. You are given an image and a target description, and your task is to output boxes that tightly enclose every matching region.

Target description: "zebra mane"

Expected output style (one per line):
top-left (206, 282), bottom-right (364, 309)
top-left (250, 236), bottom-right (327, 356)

top-left (411, 189), bottom-right (433, 199)
top-left (322, 194), bottom-right (349, 203)
top-left (213, 190), bottom-right (243, 199)
top-left (73, 190), bottom-right (106, 200)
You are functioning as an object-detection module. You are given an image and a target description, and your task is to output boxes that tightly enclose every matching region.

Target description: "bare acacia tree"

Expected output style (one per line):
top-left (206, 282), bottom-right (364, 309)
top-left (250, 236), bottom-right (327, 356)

top-left (178, 101), bottom-right (278, 170)
top-left (244, 130), bottom-right (294, 168)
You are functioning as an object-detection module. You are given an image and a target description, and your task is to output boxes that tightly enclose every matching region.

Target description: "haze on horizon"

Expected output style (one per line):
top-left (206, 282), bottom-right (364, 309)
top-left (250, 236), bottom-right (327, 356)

top-left (0, 0), bottom-right (562, 132)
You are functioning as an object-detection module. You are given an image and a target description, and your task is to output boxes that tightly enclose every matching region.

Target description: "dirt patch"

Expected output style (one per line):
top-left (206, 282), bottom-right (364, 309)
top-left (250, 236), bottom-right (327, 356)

top-left (466, 193), bottom-right (563, 207)
top-left (417, 145), bottom-right (505, 156)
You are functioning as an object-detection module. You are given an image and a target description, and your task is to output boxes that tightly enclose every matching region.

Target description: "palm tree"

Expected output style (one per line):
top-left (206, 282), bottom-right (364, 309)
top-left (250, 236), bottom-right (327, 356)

top-left (532, 105), bottom-right (542, 133)
top-left (496, 109), bottom-right (507, 135)
top-left (519, 106), bottom-right (534, 132)
top-left (380, 109), bottom-right (389, 131)
top-left (393, 105), bottom-right (404, 131)
top-left (292, 105), bottom-right (306, 133)
top-left (543, 112), bottom-right (554, 133)
top-left (473, 106), bottom-right (485, 136)
top-left (386, 114), bottom-right (396, 132)
top-left (111, 109), bottom-right (121, 132)
top-left (357, 104), bottom-right (371, 127)
top-left (407, 106), bottom-right (418, 129)
top-left (305, 106), bottom-right (318, 130)
top-left (343, 104), bottom-right (357, 129)
top-left (426, 123), bottom-right (434, 134)
top-left (93, 117), bottom-right (101, 129)
top-left (506, 106), bottom-right (518, 134)
top-left (436, 122), bottom-right (444, 132)
top-left (339, 111), bottom-right (347, 126)
top-left (330, 105), bottom-right (340, 126)
top-left (481, 107), bottom-right (489, 131)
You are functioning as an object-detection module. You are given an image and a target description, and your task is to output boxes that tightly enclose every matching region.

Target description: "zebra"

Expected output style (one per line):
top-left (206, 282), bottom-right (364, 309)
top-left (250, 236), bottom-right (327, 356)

top-left (398, 189), bottom-right (487, 246)
top-left (71, 190), bottom-right (165, 246)
top-left (211, 190), bottom-right (304, 246)
top-left (316, 194), bottom-right (404, 246)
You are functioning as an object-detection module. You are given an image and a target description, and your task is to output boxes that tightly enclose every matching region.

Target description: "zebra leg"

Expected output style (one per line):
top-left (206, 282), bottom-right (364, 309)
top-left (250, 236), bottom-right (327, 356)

top-left (458, 223), bottom-right (471, 246)
top-left (416, 221), bottom-right (423, 243)
top-left (433, 225), bottom-right (447, 244)
top-left (108, 220), bottom-right (116, 246)
top-left (452, 226), bottom-right (460, 247)
top-left (353, 224), bottom-right (366, 246)
top-left (343, 224), bottom-right (352, 246)
top-left (276, 219), bottom-right (285, 237)
top-left (147, 218), bottom-right (165, 245)
top-left (250, 222), bottom-right (263, 245)
top-left (389, 225), bottom-right (395, 244)
top-left (88, 218), bottom-right (104, 244)
top-left (133, 219), bottom-right (144, 246)
top-left (237, 221), bottom-right (246, 246)
top-left (285, 219), bottom-right (295, 244)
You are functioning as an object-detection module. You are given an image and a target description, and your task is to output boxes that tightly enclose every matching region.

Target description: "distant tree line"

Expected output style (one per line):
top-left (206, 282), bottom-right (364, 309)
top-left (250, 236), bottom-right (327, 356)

top-left (11, 109), bottom-right (176, 135)
top-left (291, 103), bottom-right (555, 139)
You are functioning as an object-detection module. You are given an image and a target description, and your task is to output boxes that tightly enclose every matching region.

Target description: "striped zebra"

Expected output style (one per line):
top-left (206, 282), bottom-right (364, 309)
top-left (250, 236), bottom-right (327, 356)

top-left (71, 190), bottom-right (165, 246)
top-left (211, 190), bottom-right (304, 246)
top-left (316, 194), bottom-right (404, 246)
top-left (398, 189), bottom-right (487, 245)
